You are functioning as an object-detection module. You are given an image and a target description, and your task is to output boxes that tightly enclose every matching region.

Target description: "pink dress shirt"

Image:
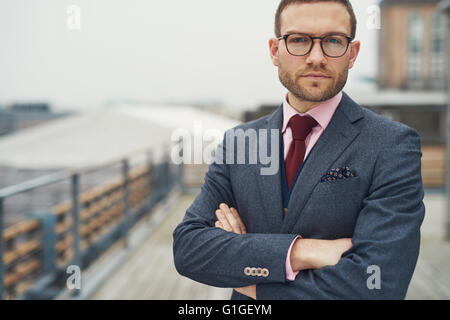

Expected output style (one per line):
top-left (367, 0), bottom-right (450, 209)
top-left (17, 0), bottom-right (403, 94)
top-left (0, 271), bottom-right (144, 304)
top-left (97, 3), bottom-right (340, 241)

top-left (283, 91), bottom-right (343, 281)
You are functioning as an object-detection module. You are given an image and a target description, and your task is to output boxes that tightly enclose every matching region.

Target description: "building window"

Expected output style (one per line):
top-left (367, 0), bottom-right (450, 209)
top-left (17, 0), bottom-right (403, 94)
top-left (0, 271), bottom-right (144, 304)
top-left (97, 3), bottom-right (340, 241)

top-left (407, 11), bottom-right (423, 80)
top-left (431, 12), bottom-right (445, 80)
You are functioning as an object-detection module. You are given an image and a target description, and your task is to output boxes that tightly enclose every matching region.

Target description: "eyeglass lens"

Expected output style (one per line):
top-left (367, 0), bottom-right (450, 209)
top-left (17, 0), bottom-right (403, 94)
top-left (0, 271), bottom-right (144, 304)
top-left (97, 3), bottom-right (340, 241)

top-left (286, 34), bottom-right (349, 57)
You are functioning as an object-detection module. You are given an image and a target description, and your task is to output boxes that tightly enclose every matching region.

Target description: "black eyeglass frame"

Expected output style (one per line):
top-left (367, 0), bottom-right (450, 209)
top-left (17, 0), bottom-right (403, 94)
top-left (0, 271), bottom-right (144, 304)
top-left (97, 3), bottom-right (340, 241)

top-left (277, 33), bottom-right (354, 58)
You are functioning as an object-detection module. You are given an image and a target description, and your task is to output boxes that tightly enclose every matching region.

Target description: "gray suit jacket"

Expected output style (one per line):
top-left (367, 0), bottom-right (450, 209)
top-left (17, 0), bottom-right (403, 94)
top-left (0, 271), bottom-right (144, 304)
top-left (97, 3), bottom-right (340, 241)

top-left (173, 92), bottom-right (425, 300)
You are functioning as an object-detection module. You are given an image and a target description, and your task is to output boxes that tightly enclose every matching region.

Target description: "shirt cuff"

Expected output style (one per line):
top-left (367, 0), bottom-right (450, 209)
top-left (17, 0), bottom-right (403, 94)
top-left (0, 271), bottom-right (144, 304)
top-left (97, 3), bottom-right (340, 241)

top-left (285, 235), bottom-right (302, 281)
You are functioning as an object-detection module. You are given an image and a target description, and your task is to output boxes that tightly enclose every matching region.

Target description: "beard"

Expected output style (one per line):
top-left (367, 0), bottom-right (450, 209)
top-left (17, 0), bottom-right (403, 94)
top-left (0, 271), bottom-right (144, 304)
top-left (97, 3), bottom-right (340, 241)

top-left (278, 66), bottom-right (348, 103)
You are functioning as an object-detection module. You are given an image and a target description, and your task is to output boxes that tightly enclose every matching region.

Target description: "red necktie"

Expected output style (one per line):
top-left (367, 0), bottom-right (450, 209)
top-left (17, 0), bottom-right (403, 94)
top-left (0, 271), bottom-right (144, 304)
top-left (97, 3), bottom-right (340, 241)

top-left (285, 115), bottom-right (318, 190)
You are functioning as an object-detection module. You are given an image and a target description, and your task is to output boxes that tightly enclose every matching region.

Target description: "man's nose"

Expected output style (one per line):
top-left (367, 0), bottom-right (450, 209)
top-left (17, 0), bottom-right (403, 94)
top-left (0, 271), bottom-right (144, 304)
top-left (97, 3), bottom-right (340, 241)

top-left (306, 39), bottom-right (327, 65)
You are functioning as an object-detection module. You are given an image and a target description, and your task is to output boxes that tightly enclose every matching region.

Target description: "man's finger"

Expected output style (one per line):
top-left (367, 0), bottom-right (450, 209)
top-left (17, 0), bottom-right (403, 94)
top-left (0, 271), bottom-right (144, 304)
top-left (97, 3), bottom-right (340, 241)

top-left (215, 209), bottom-right (232, 232)
top-left (220, 203), bottom-right (242, 234)
top-left (230, 207), bottom-right (247, 234)
top-left (215, 220), bottom-right (224, 229)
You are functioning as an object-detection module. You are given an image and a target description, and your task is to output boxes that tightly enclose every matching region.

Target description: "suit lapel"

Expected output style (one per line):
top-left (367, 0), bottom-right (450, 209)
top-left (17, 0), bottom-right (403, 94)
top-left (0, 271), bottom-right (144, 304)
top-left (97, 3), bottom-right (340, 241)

top-left (281, 92), bottom-right (364, 234)
top-left (254, 105), bottom-right (285, 232)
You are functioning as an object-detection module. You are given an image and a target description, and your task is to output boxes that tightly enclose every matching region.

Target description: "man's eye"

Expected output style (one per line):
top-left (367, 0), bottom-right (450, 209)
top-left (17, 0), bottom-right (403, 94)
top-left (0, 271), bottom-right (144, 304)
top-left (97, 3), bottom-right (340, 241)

top-left (327, 37), bottom-right (343, 44)
top-left (291, 37), bottom-right (307, 43)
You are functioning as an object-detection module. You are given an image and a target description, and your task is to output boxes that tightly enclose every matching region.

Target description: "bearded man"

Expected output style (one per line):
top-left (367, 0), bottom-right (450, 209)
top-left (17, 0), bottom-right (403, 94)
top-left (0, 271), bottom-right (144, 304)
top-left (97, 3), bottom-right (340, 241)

top-left (173, 0), bottom-right (425, 300)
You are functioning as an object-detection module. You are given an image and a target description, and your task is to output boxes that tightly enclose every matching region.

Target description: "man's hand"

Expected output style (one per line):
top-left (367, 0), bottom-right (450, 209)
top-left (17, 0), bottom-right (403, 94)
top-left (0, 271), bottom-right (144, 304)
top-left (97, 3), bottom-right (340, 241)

top-left (215, 203), bottom-right (256, 300)
top-left (234, 285), bottom-right (256, 300)
top-left (290, 238), bottom-right (353, 271)
top-left (215, 203), bottom-right (247, 235)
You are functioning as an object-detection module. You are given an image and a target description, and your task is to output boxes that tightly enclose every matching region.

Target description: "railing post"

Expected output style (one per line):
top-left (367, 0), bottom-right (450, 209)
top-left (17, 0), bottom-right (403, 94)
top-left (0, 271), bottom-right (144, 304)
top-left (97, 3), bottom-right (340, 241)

top-left (154, 162), bottom-right (163, 201)
top-left (164, 147), bottom-right (171, 195)
top-left (162, 160), bottom-right (170, 196)
top-left (28, 211), bottom-right (56, 276)
top-left (146, 150), bottom-right (156, 210)
top-left (445, 2), bottom-right (450, 241)
top-left (22, 211), bottom-right (57, 299)
top-left (167, 159), bottom-right (173, 193)
top-left (71, 173), bottom-right (81, 297)
top-left (122, 159), bottom-right (130, 248)
top-left (177, 138), bottom-right (185, 193)
top-left (0, 198), bottom-right (4, 300)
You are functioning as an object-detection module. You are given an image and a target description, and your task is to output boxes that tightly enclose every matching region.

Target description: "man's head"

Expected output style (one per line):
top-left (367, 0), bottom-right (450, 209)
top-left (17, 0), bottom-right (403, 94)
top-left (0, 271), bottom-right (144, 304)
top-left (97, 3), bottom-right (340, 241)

top-left (274, 0), bottom-right (357, 40)
top-left (269, 0), bottom-right (360, 109)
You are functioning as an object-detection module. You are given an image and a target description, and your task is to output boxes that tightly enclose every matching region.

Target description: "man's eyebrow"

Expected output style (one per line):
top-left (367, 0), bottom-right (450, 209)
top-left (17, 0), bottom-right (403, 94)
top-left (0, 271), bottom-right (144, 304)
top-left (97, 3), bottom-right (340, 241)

top-left (282, 30), bottom-right (351, 37)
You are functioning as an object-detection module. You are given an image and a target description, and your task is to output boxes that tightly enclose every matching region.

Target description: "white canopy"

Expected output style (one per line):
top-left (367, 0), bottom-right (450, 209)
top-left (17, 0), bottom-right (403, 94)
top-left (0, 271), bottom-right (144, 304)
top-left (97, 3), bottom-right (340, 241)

top-left (0, 104), bottom-right (240, 170)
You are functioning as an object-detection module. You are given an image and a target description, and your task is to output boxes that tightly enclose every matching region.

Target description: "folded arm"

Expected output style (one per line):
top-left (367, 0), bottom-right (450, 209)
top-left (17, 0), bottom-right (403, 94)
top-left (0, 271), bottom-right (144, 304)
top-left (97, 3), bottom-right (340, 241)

top-left (213, 203), bottom-right (353, 299)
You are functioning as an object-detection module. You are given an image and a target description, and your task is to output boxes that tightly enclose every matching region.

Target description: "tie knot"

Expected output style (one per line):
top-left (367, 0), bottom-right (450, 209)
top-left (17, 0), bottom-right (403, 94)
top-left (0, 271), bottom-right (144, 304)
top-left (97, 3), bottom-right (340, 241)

top-left (288, 115), bottom-right (318, 141)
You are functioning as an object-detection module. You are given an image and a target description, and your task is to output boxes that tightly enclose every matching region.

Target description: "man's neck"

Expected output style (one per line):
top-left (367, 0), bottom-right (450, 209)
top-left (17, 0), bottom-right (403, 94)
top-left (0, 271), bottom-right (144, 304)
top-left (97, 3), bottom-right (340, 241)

top-left (287, 92), bottom-right (322, 114)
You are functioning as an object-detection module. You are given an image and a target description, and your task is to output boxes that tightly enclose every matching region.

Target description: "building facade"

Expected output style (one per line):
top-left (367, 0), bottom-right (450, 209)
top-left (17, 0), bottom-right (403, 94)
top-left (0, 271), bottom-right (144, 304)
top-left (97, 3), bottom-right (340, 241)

top-left (376, 0), bottom-right (448, 188)
top-left (378, 0), bottom-right (448, 91)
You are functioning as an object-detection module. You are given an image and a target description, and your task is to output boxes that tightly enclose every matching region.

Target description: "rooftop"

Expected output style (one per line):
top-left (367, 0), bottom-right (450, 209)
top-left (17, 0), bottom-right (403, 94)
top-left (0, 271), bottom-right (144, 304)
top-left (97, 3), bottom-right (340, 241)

top-left (345, 88), bottom-right (448, 107)
top-left (380, 0), bottom-right (442, 7)
top-left (0, 104), bottom-right (240, 170)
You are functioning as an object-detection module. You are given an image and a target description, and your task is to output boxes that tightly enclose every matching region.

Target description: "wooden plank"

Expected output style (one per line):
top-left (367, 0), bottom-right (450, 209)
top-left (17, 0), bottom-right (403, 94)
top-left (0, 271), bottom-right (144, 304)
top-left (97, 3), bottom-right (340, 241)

top-left (3, 239), bottom-right (40, 265)
top-left (3, 220), bottom-right (40, 241)
top-left (55, 234), bottom-right (74, 253)
top-left (55, 218), bottom-right (73, 235)
top-left (420, 145), bottom-right (446, 188)
top-left (53, 202), bottom-right (72, 217)
top-left (4, 259), bottom-right (40, 288)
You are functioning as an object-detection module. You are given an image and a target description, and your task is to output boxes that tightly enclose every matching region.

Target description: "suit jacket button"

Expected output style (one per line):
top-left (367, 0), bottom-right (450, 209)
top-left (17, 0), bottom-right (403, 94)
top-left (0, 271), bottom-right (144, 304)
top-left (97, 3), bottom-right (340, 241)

top-left (262, 268), bottom-right (269, 277)
top-left (250, 267), bottom-right (257, 276)
top-left (256, 268), bottom-right (262, 276)
top-left (244, 267), bottom-right (251, 276)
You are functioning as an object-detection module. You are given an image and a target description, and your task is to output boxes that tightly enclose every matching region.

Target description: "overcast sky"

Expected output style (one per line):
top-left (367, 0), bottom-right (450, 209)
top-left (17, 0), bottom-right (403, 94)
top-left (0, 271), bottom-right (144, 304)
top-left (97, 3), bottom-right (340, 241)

top-left (0, 0), bottom-right (381, 111)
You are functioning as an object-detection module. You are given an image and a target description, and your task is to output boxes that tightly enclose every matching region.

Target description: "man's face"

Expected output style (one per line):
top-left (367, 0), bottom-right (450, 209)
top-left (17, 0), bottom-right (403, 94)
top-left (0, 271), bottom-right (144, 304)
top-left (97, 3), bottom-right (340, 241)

top-left (269, 2), bottom-right (360, 103)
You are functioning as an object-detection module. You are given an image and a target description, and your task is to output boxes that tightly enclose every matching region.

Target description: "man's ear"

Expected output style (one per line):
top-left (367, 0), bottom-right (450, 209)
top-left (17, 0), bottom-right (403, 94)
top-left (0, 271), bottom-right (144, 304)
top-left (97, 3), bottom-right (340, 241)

top-left (269, 38), bottom-right (280, 67)
top-left (348, 40), bottom-right (360, 70)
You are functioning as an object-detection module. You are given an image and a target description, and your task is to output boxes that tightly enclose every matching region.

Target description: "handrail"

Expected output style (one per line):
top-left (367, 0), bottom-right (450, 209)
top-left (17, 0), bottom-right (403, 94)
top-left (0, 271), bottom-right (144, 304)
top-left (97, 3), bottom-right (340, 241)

top-left (0, 142), bottom-right (180, 299)
top-left (0, 145), bottom-right (164, 200)
top-left (0, 171), bottom-right (71, 199)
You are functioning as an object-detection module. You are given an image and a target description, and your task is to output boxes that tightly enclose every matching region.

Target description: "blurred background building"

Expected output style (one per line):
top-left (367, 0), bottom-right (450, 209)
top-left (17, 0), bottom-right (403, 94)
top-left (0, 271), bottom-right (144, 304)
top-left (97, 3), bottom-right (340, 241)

top-left (379, 0), bottom-right (447, 91)
top-left (0, 102), bottom-right (70, 136)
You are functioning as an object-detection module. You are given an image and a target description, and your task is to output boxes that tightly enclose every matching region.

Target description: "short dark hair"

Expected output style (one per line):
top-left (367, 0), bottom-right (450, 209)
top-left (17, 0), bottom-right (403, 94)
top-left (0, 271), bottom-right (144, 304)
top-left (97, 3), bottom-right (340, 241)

top-left (274, 0), bottom-right (357, 39)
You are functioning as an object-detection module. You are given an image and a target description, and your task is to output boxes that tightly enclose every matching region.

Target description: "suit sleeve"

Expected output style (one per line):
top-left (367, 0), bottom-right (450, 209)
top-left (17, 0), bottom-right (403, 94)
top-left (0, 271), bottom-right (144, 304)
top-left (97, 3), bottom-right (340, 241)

top-left (172, 130), bottom-right (298, 288)
top-left (256, 126), bottom-right (426, 299)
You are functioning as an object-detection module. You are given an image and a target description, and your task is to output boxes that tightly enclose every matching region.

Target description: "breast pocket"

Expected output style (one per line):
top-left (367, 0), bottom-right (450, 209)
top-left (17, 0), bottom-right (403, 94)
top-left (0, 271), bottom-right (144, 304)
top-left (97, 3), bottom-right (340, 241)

top-left (313, 176), bottom-right (362, 197)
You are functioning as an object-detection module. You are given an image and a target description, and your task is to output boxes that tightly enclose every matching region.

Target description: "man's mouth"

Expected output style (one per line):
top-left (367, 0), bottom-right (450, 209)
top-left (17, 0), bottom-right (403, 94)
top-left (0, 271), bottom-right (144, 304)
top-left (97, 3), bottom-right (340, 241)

top-left (302, 73), bottom-right (331, 81)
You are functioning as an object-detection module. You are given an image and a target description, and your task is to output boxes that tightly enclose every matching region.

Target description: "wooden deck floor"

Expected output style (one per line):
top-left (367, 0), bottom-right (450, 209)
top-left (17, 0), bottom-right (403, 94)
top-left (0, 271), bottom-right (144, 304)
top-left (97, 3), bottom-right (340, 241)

top-left (406, 191), bottom-right (450, 299)
top-left (90, 191), bottom-right (450, 300)
top-left (90, 194), bottom-right (232, 300)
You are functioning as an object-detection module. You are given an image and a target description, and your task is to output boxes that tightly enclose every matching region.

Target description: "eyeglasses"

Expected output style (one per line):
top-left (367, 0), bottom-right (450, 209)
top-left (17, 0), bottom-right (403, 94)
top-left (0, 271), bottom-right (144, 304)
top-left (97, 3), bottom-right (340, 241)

top-left (277, 33), bottom-right (353, 58)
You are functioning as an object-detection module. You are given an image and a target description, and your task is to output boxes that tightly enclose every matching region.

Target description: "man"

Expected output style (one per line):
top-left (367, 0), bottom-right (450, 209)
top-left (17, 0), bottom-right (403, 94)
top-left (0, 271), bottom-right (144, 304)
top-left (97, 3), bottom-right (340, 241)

top-left (173, 0), bottom-right (425, 300)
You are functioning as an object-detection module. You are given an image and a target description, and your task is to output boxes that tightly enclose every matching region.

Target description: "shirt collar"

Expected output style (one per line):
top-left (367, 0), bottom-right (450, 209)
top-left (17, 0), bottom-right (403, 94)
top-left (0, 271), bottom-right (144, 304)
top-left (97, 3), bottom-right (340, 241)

top-left (282, 91), bottom-right (343, 134)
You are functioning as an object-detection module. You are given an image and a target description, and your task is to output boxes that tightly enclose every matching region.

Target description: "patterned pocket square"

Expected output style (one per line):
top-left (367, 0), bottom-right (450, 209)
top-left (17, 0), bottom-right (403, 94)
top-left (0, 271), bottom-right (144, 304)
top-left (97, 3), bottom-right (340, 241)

top-left (320, 167), bottom-right (355, 182)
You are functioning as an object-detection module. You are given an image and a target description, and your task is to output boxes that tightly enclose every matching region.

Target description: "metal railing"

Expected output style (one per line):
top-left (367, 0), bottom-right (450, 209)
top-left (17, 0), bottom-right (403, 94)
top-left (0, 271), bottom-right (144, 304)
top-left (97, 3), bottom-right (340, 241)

top-left (0, 147), bottom-right (181, 299)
